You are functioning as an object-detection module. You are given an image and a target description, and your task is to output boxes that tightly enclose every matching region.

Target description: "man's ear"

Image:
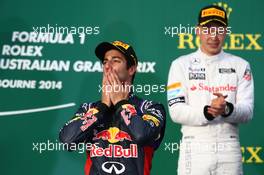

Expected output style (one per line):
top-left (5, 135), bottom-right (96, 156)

top-left (128, 65), bottom-right (137, 76)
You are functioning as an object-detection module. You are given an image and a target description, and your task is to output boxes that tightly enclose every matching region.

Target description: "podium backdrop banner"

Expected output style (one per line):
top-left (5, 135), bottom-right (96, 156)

top-left (1, 0), bottom-right (263, 174)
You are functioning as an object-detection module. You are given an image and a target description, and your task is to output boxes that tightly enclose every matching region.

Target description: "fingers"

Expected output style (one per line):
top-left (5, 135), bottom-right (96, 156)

top-left (213, 93), bottom-right (228, 99)
top-left (111, 69), bottom-right (121, 84)
top-left (213, 92), bottom-right (223, 97)
top-left (211, 94), bottom-right (227, 108)
top-left (106, 74), bottom-right (113, 86)
top-left (105, 75), bottom-right (110, 86)
top-left (207, 107), bottom-right (225, 117)
top-left (103, 68), bottom-right (129, 105)
top-left (123, 81), bottom-right (131, 93)
top-left (209, 93), bottom-right (228, 117)
top-left (107, 69), bottom-right (121, 86)
top-left (101, 75), bottom-right (111, 107)
top-left (209, 105), bottom-right (224, 110)
top-left (207, 107), bottom-right (219, 116)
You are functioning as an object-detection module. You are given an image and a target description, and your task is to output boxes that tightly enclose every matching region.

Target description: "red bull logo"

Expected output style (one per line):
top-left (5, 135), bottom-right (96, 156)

top-left (122, 104), bottom-right (137, 116)
top-left (90, 144), bottom-right (138, 158)
top-left (79, 108), bottom-right (98, 131)
top-left (93, 127), bottom-right (132, 143)
top-left (120, 104), bottom-right (137, 125)
top-left (82, 108), bottom-right (99, 119)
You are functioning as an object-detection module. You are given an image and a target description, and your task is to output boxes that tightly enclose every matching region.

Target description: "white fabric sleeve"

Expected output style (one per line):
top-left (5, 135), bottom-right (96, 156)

top-left (224, 63), bottom-right (254, 123)
top-left (167, 60), bottom-right (209, 126)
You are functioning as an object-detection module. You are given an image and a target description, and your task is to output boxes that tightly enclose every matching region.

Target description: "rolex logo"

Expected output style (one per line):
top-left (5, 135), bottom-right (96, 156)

top-left (213, 2), bottom-right (232, 18)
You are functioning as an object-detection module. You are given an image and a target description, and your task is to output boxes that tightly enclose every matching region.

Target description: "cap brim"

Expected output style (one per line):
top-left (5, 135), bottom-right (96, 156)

top-left (95, 42), bottom-right (128, 62)
top-left (200, 18), bottom-right (227, 26)
top-left (95, 42), bottom-right (116, 61)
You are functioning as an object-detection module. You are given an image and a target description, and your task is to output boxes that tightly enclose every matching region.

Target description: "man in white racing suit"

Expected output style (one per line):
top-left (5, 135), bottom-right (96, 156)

top-left (167, 5), bottom-right (254, 175)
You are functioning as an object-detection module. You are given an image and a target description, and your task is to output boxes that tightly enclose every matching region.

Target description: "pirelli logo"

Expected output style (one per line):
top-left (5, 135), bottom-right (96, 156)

top-left (201, 8), bottom-right (225, 18)
top-left (113, 41), bottom-right (130, 50)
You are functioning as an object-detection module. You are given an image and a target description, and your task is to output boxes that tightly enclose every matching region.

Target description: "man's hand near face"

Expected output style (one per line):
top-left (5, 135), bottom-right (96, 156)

top-left (101, 71), bottom-right (112, 107)
top-left (207, 93), bottom-right (228, 117)
top-left (106, 69), bottom-right (130, 105)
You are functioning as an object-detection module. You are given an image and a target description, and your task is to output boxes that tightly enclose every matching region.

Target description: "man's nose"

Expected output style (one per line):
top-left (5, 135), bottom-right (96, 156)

top-left (210, 34), bottom-right (218, 40)
top-left (104, 61), bottom-right (112, 71)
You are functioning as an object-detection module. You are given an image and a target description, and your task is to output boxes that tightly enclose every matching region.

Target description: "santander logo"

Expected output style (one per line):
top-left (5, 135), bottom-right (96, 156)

top-left (190, 83), bottom-right (237, 93)
top-left (190, 85), bottom-right (197, 91)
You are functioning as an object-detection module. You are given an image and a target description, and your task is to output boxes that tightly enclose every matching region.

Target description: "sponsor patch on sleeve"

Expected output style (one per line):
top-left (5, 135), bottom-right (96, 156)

top-left (167, 82), bottom-right (181, 90)
top-left (168, 96), bottom-right (185, 106)
top-left (167, 82), bottom-right (183, 100)
top-left (120, 104), bottom-right (137, 125)
top-left (80, 108), bottom-right (99, 131)
top-left (142, 114), bottom-right (160, 127)
top-left (243, 68), bottom-right (252, 81)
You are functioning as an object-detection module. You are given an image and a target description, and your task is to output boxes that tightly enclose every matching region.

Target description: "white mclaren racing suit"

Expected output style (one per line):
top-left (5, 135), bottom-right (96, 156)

top-left (167, 48), bottom-right (254, 175)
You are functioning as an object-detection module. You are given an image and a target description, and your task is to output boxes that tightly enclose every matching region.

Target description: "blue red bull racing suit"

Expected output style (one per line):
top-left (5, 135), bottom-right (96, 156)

top-left (59, 94), bottom-right (166, 175)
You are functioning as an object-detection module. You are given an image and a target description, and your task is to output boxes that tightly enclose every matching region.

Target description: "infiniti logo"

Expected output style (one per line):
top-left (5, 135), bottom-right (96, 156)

top-left (102, 161), bottom-right (125, 174)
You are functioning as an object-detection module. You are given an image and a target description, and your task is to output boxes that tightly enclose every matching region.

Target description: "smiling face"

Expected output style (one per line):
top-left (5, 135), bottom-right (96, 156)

top-left (197, 24), bottom-right (227, 56)
top-left (103, 49), bottom-right (136, 83)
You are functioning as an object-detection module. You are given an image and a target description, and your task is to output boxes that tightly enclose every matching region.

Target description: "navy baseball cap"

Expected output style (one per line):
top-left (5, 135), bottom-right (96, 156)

top-left (95, 40), bottom-right (138, 66)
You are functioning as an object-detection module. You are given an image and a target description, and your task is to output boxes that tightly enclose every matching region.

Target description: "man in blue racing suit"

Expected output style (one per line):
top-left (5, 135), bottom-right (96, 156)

top-left (60, 40), bottom-right (166, 175)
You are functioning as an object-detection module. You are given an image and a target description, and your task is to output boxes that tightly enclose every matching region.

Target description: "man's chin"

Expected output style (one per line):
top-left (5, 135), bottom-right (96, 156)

top-left (207, 47), bottom-right (221, 55)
